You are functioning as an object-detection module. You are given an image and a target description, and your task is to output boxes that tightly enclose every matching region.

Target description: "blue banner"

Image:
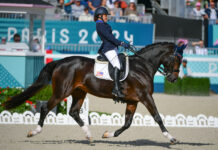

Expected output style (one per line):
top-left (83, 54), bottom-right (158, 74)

top-left (45, 21), bottom-right (154, 45)
top-left (208, 25), bottom-right (218, 47)
top-left (0, 19), bottom-right (154, 46)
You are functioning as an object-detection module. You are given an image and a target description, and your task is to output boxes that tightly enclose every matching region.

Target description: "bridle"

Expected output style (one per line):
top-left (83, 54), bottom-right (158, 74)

top-left (158, 55), bottom-right (180, 77)
top-left (127, 45), bottom-right (181, 77)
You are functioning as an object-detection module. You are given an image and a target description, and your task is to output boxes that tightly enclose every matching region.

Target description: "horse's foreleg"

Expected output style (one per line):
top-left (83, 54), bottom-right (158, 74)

top-left (102, 102), bottom-right (137, 138)
top-left (27, 95), bottom-right (62, 137)
top-left (69, 89), bottom-right (92, 142)
top-left (141, 94), bottom-right (178, 144)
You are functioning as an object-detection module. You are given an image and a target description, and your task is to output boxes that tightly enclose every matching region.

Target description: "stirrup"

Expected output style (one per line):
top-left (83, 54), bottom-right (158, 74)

top-left (112, 89), bottom-right (125, 98)
top-left (113, 97), bottom-right (119, 103)
top-left (113, 95), bottom-right (126, 104)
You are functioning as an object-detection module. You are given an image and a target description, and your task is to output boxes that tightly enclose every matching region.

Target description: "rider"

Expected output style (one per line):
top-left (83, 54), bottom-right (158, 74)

top-left (94, 7), bottom-right (130, 99)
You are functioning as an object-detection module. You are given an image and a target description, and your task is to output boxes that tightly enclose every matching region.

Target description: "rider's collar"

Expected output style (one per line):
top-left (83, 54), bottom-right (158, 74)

top-left (96, 20), bottom-right (104, 23)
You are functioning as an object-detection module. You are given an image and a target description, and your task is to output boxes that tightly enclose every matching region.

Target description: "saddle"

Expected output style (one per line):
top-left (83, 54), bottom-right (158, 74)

top-left (94, 53), bottom-right (129, 81)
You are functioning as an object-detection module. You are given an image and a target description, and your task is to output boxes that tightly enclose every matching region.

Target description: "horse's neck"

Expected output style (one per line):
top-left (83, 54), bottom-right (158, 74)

top-left (136, 43), bottom-right (174, 77)
top-left (139, 50), bottom-right (165, 77)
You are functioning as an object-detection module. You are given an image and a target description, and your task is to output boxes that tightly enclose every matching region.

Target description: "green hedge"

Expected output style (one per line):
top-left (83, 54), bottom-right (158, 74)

top-left (0, 85), bottom-right (67, 114)
top-left (181, 77), bottom-right (210, 96)
top-left (0, 87), bottom-right (31, 113)
top-left (164, 77), bottom-right (210, 96)
top-left (164, 78), bottom-right (182, 95)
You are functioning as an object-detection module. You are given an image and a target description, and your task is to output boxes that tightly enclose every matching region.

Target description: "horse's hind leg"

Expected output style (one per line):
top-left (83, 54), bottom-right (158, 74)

top-left (69, 88), bottom-right (92, 141)
top-left (27, 94), bottom-right (63, 137)
top-left (141, 94), bottom-right (178, 144)
top-left (102, 102), bottom-right (137, 138)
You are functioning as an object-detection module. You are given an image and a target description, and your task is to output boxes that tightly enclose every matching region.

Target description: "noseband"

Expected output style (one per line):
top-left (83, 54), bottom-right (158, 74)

top-left (158, 55), bottom-right (180, 77)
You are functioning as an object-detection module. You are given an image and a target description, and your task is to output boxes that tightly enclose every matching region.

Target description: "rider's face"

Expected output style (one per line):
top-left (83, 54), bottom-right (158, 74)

top-left (102, 14), bottom-right (108, 22)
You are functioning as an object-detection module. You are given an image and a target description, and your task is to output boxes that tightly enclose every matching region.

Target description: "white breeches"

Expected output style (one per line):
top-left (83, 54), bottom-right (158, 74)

top-left (104, 49), bottom-right (121, 70)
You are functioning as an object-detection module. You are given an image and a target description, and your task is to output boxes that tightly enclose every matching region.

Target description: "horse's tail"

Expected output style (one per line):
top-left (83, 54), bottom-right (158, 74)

top-left (3, 61), bottom-right (58, 110)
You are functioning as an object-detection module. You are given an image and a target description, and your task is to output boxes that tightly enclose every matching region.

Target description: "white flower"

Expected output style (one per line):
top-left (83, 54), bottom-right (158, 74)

top-left (61, 101), bottom-right (64, 106)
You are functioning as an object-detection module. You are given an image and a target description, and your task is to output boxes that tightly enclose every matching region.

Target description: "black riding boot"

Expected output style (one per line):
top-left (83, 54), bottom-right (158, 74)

top-left (112, 67), bottom-right (125, 98)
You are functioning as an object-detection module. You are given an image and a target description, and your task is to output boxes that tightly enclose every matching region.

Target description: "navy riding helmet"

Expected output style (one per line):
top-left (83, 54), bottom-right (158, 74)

top-left (94, 7), bottom-right (110, 18)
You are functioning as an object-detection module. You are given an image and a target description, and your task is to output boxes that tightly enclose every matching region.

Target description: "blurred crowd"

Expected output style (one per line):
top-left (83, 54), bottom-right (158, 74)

top-left (186, 0), bottom-right (218, 24)
top-left (176, 38), bottom-right (212, 56)
top-left (55, 0), bottom-right (146, 22)
top-left (53, 0), bottom-right (218, 23)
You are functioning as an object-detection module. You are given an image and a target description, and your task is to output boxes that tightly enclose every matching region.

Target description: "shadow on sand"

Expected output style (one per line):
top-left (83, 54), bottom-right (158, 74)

top-left (21, 139), bottom-right (213, 149)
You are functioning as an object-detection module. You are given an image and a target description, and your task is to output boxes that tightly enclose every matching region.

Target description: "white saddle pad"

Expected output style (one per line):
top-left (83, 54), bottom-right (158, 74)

top-left (94, 56), bottom-right (129, 81)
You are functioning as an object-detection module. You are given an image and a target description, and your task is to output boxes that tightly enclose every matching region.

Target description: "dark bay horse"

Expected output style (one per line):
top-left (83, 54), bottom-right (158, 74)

top-left (3, 42), bottom-right (181, 144)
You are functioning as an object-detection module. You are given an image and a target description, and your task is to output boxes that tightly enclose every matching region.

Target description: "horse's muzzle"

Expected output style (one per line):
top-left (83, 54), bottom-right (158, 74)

top-left (167, 73), bottom-right (178, 83)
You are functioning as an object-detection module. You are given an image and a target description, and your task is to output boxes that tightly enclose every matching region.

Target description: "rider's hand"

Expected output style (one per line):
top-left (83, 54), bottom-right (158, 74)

top-left (121, 42), bottom-right (130, 49)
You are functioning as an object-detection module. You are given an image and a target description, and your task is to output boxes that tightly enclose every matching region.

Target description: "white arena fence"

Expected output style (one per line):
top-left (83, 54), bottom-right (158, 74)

top-left (1, 111), bottom-right (218, 128)
top-left (0, 96), bottom-right (218, 127)
top-left (89, 112), bottom-right (218, 127)
top-left (0, 96), bottom-right (89, 125)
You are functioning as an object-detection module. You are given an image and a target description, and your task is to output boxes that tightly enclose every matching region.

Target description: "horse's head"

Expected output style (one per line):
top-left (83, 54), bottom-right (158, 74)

top-left (161, 43), bottom-right (183, 83)
top-left (162, 55), bottom-right (181, 83)
top-left (133, 42), bottom-right (186, 83)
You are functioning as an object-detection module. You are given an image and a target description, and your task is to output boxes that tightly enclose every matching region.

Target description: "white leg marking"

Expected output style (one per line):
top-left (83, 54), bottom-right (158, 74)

top-left (107, 131), bottom-right (115, 138)
top-left (102, 131), bottom-right (115, 138)
top-left (32, 125), bottom-right (42, 135)
top-left (82, 125), bottom-right (92, 138)
top-left (35, 125), bottom-right (42, 133)
top-left (163, 132), bottom-right (174, 140)
top-left (28, 125), bottom-right (42, 137)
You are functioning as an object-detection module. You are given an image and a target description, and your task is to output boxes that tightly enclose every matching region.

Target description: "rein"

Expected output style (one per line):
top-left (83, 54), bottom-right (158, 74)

top-left (127, 45), bottom-right (177, 77)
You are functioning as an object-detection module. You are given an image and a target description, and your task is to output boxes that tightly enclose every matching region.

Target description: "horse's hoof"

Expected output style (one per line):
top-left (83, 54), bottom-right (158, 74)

top-left (102, 131), bottom-right (109, 138)
top-left (27, 131), bottom-right (34, 138)
top-left (170, 138), bottom-right (179, 145)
